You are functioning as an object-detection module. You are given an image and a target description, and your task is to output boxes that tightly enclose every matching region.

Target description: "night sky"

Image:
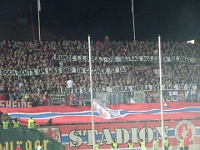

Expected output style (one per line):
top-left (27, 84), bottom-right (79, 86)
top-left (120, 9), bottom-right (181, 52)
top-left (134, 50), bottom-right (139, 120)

top-left (0, 0), bottom-right (200, 41)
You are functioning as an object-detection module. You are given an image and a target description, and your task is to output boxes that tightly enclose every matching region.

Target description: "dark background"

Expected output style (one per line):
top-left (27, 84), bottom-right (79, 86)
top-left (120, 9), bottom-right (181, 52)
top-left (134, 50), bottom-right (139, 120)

top-left (0, 0), bottom-right (200, 41)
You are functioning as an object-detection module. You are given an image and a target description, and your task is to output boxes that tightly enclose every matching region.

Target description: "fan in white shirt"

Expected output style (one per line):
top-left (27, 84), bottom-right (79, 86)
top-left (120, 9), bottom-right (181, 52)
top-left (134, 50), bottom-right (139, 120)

top-left (67, 79), bottom-right (73, 88)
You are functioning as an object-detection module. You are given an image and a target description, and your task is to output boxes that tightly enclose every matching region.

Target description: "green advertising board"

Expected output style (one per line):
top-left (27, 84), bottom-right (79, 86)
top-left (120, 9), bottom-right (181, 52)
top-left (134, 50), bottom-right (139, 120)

top-left (0, 128), bottom-right (65, 150)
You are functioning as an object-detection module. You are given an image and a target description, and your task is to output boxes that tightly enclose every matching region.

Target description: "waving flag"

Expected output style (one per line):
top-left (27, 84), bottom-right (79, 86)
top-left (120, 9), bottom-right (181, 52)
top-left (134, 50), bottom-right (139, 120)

top-left (104, 107), bottom-right (121, 119)
top-left (93, 100), bottom-right (111, 119)
top-left (93, 99), bottom-right (122, 119)
top-left (1, 102), bottom-right (200, 125)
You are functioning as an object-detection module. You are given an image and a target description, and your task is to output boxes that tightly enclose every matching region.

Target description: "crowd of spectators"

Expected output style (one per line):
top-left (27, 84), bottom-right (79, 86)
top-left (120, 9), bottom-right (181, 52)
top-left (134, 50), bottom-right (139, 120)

top-left (0, 37), bottom-right (200, 106)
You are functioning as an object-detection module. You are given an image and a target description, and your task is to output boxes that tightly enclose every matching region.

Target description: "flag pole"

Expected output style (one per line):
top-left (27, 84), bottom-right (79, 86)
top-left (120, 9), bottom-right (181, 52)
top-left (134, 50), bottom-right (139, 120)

top-left (37, 0), bottom-right (41, 42)
top-left (88, 35), bottom-right (95, 150)
top-left (30, 6), bottom-right (35, 41)
top-left (158, 35), bottom-right (164, 150)
top-left (131, 0), bottom-right (136, 43)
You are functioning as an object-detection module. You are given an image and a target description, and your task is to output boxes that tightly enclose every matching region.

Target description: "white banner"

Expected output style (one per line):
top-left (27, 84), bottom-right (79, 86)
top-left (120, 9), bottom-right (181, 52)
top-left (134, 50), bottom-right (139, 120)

top-left (54, 54), bottom-right (196, 63)
top-left (68, 84), bottom-right (197, 94)
top-left (0, 66), bottom-right (126, 76)
top-left (50, 94), bottom-right (66, 104)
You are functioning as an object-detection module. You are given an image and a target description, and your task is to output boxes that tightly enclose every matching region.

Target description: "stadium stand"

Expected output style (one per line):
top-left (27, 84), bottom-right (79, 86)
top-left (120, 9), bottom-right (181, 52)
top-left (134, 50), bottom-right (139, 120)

top-left (0, 39), bottom-right (200, 106)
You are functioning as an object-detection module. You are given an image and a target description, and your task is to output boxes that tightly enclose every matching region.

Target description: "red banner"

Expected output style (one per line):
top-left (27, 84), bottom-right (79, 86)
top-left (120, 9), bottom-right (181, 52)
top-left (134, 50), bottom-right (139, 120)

top-left (39, 119), bottom-right (200, 150)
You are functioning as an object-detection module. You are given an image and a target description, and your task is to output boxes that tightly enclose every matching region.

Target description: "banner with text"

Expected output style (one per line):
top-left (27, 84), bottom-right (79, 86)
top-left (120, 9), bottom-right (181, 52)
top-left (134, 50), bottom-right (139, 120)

top-left (0, 128), bottom-right (65, 150)
top-left (56, 119), bottom-right (200, 149)
top-left (0, 100), bottom-right (32, 108)
top-left (0, 66), bottom-right (126, 76)
top-left (54, 54), bottom-right (196, 63)
top-left (67, 84), bottom-right (197, 94)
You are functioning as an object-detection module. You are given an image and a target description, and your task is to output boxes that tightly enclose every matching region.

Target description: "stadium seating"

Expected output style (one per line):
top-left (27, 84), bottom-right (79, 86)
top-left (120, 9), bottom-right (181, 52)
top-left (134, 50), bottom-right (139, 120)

top-left (0, 40), bottom-right (199, 106)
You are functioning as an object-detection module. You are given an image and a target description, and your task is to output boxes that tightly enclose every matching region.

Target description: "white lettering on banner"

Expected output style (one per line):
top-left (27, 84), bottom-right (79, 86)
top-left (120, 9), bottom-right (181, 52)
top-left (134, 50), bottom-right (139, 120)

top-left (69, 130), bottom-right (83, 147)
top-left (50, 95), bottom-right (65, 104)
top-left (0, 100), bottom-right (32, 108)
top-left (68, 84), bottom-right (197, 93)
top-left (0, 67), bottom-right (126, 76)
top-left (47, 85), bottom-right (197, 105)
top-left (47, 120), bottom-right (197, 149)
top-left (54, 54), bottom-right (196, 63)
top-left (68, 126), bottom-right (169, 146)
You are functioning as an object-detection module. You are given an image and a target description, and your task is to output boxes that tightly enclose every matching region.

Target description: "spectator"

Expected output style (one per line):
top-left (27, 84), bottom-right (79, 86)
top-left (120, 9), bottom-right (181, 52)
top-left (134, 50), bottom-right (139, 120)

top-left (36, 143), bottom-right (43, 150)
top-left (0, 40), bottom-right (199, 106)
top-left (0, 93), bottom-right (6, 100)
top-left (46, 118), bottom-right (52, 126)
top-left (15, 144), bottom-right (22, 150)
top-left (66, 77), bottom-right (73, 90)
top-left (2, 111), bottom-right (9, 121)
top-left (184, 135), bottom-right (190, 150)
